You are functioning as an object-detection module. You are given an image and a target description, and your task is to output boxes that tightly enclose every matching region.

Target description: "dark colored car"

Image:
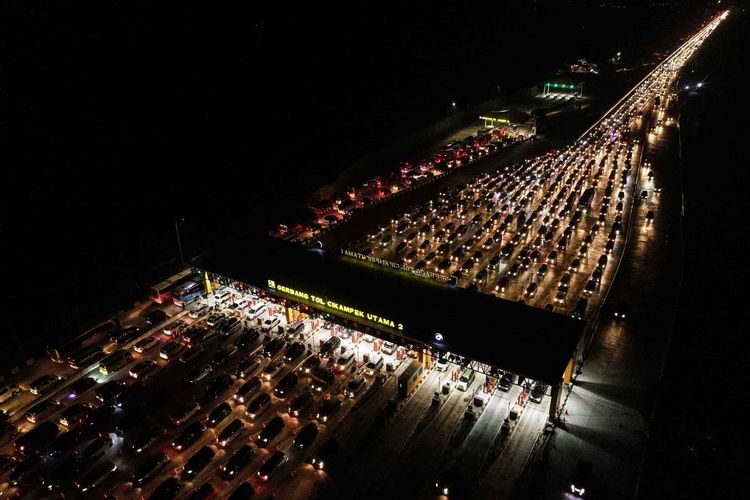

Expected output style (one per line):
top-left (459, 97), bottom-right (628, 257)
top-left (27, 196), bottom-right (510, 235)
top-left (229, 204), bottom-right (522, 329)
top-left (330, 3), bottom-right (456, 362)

top-left (217, 418), bottom-right (245, 448)
top-left (144, 310), bottom-right (169, 325)
top-left (221, 444), bottom-right (255, 481)
top-left (131, 425), bottom-right (166, 454)
top-left (172, 422), bottom-right (205, 451)
top-left (235, 356), bottom-right (263, 379)
top-left (301, 355), bottom-right (321, 373)
top-left (498, 373), bottom-right (513, 391)
top-left (47, 427), bottom-right (87, 457)
top-left (274, 372), bottom-right (299, 399)
top-left (257, 416), bottom-right (285, 446)
top-left (263, 337), bottom-right (286, 358)
top-left (182, 446), bottom-right (215, 479)
top-left (75, 460), bottom-right (117, 493)
top-left (150, 476), bottom-right (181, 499)
top-left (257, 450), bottom-right (288, 481)
top-left (311, 438), bottom-right (340, 470)
top-left (228, 482), bottom-right (256, 500)
top-left (202, 374), bottom-right (235, 403)
top-left (188, 483), bottom-right (217, 500)
top-left (42, 456), bottom-right (85, 493)
top-left (69, 377), bottom-right (98, 396)
top-left (234, 376), bottom-right (262, 404)
top-left (293, 422), bottom-right (319, 450)
top-left (316, 398), bottom-right (342, 423)
top-left (288, 391), bottom-right (315, 417)
top-left (236, 329), bottom-right (261, 349)
top-left (283, 342), bottom-right (306, 363)
top-left (570, 460), bottom-right (592, 496)
top-left (80, 434), bottom-right (113, 460)
top-left (205, 402), bottom-right (232, 428)
top-left (133, 451), bottom-right (169, 486)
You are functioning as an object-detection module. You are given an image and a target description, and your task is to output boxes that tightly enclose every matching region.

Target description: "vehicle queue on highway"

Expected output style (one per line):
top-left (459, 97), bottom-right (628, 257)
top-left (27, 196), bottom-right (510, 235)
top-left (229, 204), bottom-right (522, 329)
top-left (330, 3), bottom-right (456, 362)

top-left (0, 287), bottom-right (424, 499)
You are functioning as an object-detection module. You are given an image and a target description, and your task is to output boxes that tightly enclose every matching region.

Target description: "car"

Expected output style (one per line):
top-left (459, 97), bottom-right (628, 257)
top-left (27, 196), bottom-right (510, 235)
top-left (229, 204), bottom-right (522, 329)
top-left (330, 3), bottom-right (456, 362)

top-left (495, 276), bottom-right (509, 293)
top-left (80, 434), bottom-right (113, 461)
top-left (228, 482), bottom-right (256, 500)
top-left (145, 310), bottom-right (169, 325)
top-left (129, 359), bottom-right (158, 379)
top-left (188, 305), bottom-right (208, 319)
top-left (132, 452), bottom-right (170, 486)
top-left (435, 358), bottom-right (449, 372)
top-left (47, 428), bottom-right (87, 457)
top-left (315, 397), bottom-right (343, 422)
top-left (288, 390), bottom-right (315, 417)
top-left (640, 190), bottom-right (648, 200)
top-left (546, 250), bottom-right (557, 263)
top-left (75, 460), bottom-right (117, 493)
top-left (217, 418), bottom-right (245, 448)
top-left (525, 282), bottom-right (538, 298)
top-left (366, 355), bottom-right (384, 376)
top-left (234, 376), bottom-right (262, 404)
top-left (220, 317), bottom-right (242, 335)
top-left (150, 476), bottom-right (182, 499)
top-left (26, 399), bottom-right (60, 423)
top-left (188, 483), bottom-right (218, 500)
top-left (170, 400), bottom-right (201, 427)
top-left (206, 313), bottom-right (225, 327)
top-left (245, 392), bottom-right (272, 420)
top-left (58, 402), bottom-right (91, 427)
top-left (221, 444), bottom-right (255, 481)
top-left (95, 379), bottom-right (124, 404)
top-left (236, 329), bottom-right (261, 349)
top-left (205, 402), bottom-right (232, 428)
top-left (293, 421), bottom-right (319, 449)
top-left (613, 302), bottom-right (630, 320)
top-left (172, 421), bottom-right (205, 451)
top-left (42, 456), bottom-right (85, 492)
top-left (0, 384), bottom-right (21, 404)
top-left (646, 210), bottom-right (655, 223)
top-left (260, 316), bottom-right (281, 333)
top-left (235, 355), bottom-right (264, 379)
top-left (262, 360), bottom-right (285, 380)
top-left (69, 376), bottom-right (98, 396)
top-left (131, 425), bottom-right (166, 453)
top-left (381, 341), bottom-right (397, 355)
top-left (537, 264), bottom-right (548, 278)
top-left (257, 450), bottom-right (288, 481)
top-left (179, 345), bottom-right (205, 363)
top-left (283, 342), bottom-right (306, 363)
top-left (211, 345), bottom-right (239, 368)
top-left (530, 383), bottom-right (546, 403)
top-left (346, 376), bottom-right (366, 399)
top-left (163, 320), bottom-right (187, 336)
top-left (160, 341), bottom-right (185, 360)
top-left (570, 460), bottom-right (592, 497)
top-left (263, 337), bottom-right (286, 358)
top-left (133, 336), bottom-right (160, 353)
top-left (29, 374), bottom-right (64, 395)
top-left (182, 446), bottom-right (215, 480)
top-left (498, 373), bottom-right (512, 391)
top-left (274, 372), bottom-right (299, 398)
top-left (301, 355), bottom-right (322, 374)
top-left (257, 416), bottom-right (285, 446)
top-left (311, 438), bottom-right (340, 470)
top-left (202, 374), bottom-right (234, 403)
top-left (110, 326), bottom-right (144, 345)
top-left (188, 364), bottom-right (214, 384)
top-left (569, 258), bottom-right (581, 273)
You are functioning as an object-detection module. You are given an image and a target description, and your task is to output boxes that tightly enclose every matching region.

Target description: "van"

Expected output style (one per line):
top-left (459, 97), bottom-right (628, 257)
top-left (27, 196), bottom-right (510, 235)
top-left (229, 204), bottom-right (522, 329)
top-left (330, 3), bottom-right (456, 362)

top-left (365, 355), bottom-right (383, 376)
top-left (213, 290), bottom-right (232, 303)
top-left (285, 320), bottom-right (305, 340)
top-left (334, 351), bottom-right (355, 372)
top-left (247, 302), bottom-right (267, 320)
top-left (381, 341), bottom-right (396, 355)
top-left (245, 392), bottom-right (272, 419)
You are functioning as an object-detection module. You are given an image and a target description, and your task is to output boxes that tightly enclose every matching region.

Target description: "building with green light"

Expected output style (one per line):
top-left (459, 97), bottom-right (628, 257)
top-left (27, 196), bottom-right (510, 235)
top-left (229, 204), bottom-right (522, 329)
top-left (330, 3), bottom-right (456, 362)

top-left (541, 79), bottom-right (584, 98)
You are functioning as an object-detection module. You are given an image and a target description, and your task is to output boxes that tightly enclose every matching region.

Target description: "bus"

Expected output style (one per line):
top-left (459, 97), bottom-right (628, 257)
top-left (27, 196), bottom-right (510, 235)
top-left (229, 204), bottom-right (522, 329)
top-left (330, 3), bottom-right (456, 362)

top-left (15, 421), bottom-right (60, 456)
top-left (68, 344), bottom-right (106, 370)
top-left (576, 188), bottom-right (595, 214)
top-left (171, 278), bottom-right (205, 307)
top-left (398, 360), bottom-right (424, 398)
top-left (457, 368), bottom-right (475, 391)
top-left (148, 269), bottom-right (194, 304)
top-left (99, 350), bottom-right (133, 375)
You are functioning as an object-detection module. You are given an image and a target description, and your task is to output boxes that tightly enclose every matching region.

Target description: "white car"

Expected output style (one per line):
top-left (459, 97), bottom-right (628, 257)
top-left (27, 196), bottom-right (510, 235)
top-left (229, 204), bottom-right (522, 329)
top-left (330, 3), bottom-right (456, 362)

top-left (261, 317), bottom-right (280, 333)
top-left (381, 342), bottom-right (396, 355)
top-left (362, 334), bottom-right (375, 343)
top-left (163, 320), bottom-right (187, 336)
top-left (133, 336), bottom-right (160, 353)
top-left (188, 305), bottom-right (208, 319)
top-left (436, 358), bottom-right (449, 372)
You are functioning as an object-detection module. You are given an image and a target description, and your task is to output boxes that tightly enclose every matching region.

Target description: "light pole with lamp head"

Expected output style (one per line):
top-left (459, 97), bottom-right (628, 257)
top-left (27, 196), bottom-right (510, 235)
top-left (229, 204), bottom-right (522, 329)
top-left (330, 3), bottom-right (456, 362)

top-left (175, 218), bottom-right (185, 265)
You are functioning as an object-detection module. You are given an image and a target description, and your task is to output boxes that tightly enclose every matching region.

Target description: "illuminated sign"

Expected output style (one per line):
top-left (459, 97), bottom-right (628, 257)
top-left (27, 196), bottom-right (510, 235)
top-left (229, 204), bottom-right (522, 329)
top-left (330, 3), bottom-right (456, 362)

top-left (339, 248), bottom-right (450, 283)
top-left (267, 280), bottom-right (405, 332)
top-left (434, 333), bottom-right (444, 342)
top-left (479, 115), bottom-right (510, 124)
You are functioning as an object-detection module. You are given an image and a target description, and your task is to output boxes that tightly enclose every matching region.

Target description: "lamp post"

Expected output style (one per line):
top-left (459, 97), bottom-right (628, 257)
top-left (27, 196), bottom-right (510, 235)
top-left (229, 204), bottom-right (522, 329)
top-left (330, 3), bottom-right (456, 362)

top-left (175, 218), bottom-right (185, 265)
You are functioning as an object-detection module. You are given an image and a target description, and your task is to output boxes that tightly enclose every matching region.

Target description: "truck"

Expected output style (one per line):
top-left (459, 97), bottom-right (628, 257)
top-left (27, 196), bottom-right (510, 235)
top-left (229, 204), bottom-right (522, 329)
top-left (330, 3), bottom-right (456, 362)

top-left (397, 360), bottom-right (424, 398)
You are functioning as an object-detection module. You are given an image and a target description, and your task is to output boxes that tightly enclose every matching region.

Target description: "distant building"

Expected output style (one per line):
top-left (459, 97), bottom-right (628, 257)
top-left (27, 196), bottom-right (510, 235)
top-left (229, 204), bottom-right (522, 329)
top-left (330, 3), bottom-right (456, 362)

top-left (570, 59), bottom-right (599, 74)
top-left (540, 77), bottom-right (584, 98)
top-left (478, 108), bottom-right (536, 138)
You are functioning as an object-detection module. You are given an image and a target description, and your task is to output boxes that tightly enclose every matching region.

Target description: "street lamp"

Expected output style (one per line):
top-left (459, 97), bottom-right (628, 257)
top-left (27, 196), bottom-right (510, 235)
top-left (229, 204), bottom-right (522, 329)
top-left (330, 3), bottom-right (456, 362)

top-left (175, 218), bottom-right (185, 265)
